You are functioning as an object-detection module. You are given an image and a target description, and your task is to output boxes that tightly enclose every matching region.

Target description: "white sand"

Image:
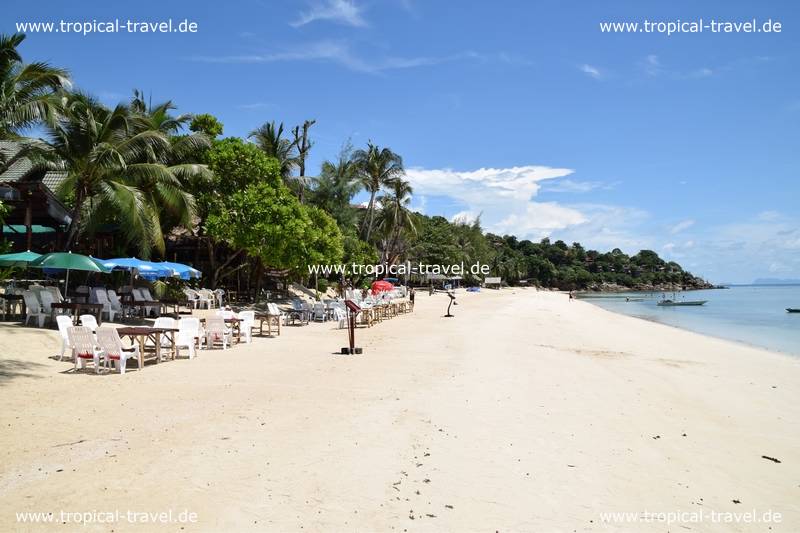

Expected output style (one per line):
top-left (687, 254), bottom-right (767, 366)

top-left (0, 289), bottom-right (798, 532)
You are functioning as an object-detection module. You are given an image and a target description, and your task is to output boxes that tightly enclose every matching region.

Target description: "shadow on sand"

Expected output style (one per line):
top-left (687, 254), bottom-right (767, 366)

top-left (0, 358), bottom-right (47, 385)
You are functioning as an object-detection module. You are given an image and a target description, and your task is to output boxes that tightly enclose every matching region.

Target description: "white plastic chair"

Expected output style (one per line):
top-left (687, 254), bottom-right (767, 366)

top-left (205, 317), bottom-right (230, 350)
top-left (198, 289), bottom-right (216, 308)
top-left (132, 288), bottom-right (157, 317)
top-left (289, 299), bottom-right (308, 324)
top-left (238, 311), bottom-right (255, 343)
top-left (46, 286), bottom-right (64, 304)
top-left (213, 289), bottom-right (225, 308)
top-left (67, 326), bottom-right (101, 373)
top-left (79, 314), bottom-right (99, 332)
top-left (93, 289), bottom-right (117, 322)
top-left (96, 327), bottom-right (139, 374)
top-left (23, 290), bottom-right (46, 327)
top-left (312, 302), bottom-right (327, 322)
top-left (153, 317), bottom-right (176, 350)
top-left (266, 303), bottom-right (285, 331)
top-left (183, 288), bottom-right (199, 309)
top-left (184, 288), bottom-right (211, 309)
top-left (107, 290), bottom-right (125, 318)
top-left (39, 291), bottom-right (55, 324)
top-left (56, 315), bottom-right (73, 360)
top-left (332, 307), bottom-right (348, 329)
top-left (176, 317), bottom-right (200, 358)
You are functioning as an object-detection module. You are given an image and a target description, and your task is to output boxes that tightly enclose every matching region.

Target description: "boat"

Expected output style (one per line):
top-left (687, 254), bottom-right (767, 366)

top-left (657, 299), bottom-right (707, 307)
top-left (787, 308), bottom-right (800, 313)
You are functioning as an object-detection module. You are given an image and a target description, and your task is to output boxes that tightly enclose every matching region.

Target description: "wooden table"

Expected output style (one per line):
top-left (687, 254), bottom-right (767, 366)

top-left (158, 299), bottom-right (192, 317)
top-left (116, 326), bottom-right (178, 368)
top-left (200, 317), bottom-right (242, 344)
top-left (129, 300), bottom-right (160, 318)
top-left (254, 312), bottom-right (282, 337)
top-left (51, 302), bottom-right (104, 325)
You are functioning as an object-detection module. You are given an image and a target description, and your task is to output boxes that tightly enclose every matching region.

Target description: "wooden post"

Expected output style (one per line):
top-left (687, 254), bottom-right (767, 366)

top-left (24, 188), bottom-right (32, 251)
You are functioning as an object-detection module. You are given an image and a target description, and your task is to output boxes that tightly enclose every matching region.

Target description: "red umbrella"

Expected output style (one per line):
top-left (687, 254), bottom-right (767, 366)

top-left (371, 280), bottom-right (394, 294)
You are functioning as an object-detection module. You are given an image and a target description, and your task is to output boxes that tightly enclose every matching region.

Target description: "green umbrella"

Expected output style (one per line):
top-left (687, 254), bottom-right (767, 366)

top-left (0, 250), bottom-right (42, 267)
top-left (29, 252), bottom-right (112, 299)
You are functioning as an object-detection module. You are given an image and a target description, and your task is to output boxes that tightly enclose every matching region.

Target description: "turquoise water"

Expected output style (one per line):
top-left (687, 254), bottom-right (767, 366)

top-left (580, 285), bottom-right (800, 356)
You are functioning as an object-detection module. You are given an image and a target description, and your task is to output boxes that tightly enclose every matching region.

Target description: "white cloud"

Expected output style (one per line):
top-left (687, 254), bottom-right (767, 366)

top-left (236, 102), bottom-right (277, 110)
top-left (659, 212), bottom-right (800, 283)
top-left (644, 54), bottom-right (662, 76)
top-left (552, 204), bottom-right (651, 250)
top-left (451, 210), bottom-right (479, 224)
top-left (544, 179), bottom-right (608, 193)
top-left (291, 0), bottom-right (367, 28)
top-left (692, 67), bottom-right (714, 78)
top-left (406, 165), bottom-right (573, 206)
top-left (409, 195), bottom-right (427, 214)
top-left (405, 165), bottom-right (648, 249)
top-left (669, 219), bottom-right (695, 234)
top-left (579, 63), bottom-right (602, 80)
top-left (493, 202), bottom-right (587, 237)
top-left (189, 41), bottom-right (488, 74)
top-left (757, 210), bottom-right (781, 221)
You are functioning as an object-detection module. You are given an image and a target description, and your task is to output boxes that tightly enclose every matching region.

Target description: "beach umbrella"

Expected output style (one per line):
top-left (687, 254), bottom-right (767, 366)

top-left (101, 257), bottom-right (176, 281)
top-left (371, 280), bottom-right (394, 294)
top-left (154, 261), bottom-right (201, 280)
top-left (29, 251), bottom-right (112, 298)
top-left (0, 250), bottom-right (42, 267)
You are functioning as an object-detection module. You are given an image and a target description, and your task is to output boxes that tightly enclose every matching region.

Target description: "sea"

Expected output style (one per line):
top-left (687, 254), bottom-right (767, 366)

top-left (580, 285), bottom-right (800, 356)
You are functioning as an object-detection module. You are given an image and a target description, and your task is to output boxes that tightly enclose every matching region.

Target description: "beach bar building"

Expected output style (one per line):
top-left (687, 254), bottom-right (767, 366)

top-left (0, 141), bottom-right (71, 251)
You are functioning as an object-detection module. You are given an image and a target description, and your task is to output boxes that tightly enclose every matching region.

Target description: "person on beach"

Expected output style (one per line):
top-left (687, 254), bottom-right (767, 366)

top-left (569, 290), bottom-right (574, 301)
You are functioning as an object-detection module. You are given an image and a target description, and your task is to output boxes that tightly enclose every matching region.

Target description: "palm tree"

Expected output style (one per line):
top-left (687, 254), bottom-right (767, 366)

top-left (352, 142), bottom-right (404, 242)
top-left (45, 92), bottom-right (195, 257)
top-left (0, 33), bottom-right (69, 169)
top-left (376, 178), bottom-right (415, 264)
top-left (248, 121), bottom-right (298, 179)
top-left (311, 143), bottom-right (362, 229)
top-left (126, 90), bottom-right (211, 251)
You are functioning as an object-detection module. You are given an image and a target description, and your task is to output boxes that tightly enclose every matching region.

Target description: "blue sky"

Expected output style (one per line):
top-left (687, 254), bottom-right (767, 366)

top-left (5, 0), bottom-right (799, 283)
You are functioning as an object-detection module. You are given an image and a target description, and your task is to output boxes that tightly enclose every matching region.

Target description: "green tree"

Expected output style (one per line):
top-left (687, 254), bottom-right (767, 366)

top-left (248, 121), bottom-right (298, 179)
top-left (188, 137), bottom-right (283, 286)
top-left (375, 178), bottom-right (415, 264)
top-left (189, 113), bottom-right (223, 138)
top-left (47, 92), bottom-right (193, 257)
top-left (302, 205), bottom-right (344, 268)
top-left (341, 230), bottom-right (379, 286)
top-left (310, 142), bottom-right (362, 230)
top-left (0, 33), bottom-right (68, 142)
top-left (125, 90), bottom-right (211, 249)
top-left (291, 119), bottom-right (315, 203)
top-left (352, 142), bottom-right (404, 242)
top-left (205, 182), bottom-right (342, 277)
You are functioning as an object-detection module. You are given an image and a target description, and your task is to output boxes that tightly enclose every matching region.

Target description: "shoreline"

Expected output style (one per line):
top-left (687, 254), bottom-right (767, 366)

top-left (1, 288), bottom-right (798, 531)
top-left (577, 284), bottom-right (800, 358)
top-left (579, 295), bottom-right (800, 359)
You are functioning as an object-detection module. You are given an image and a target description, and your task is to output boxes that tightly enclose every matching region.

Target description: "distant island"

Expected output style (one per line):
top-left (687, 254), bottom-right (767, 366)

top-left (752, 278), bottom-right (800, 286)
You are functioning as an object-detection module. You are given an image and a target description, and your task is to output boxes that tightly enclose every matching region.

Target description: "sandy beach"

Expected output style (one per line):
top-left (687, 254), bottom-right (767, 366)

top-left (1, 288), bottom-right (798, 532)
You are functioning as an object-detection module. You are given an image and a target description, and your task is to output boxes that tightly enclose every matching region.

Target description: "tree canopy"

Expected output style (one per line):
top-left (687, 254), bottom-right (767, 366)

top-left (0, 31), bottom-right (709, 294)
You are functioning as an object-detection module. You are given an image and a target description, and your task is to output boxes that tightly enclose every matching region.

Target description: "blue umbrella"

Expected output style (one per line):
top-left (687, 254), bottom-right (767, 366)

top-left (154, 261), bottom-right (202, 280)
top-left (101, 258), bottom-right (176, 281)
